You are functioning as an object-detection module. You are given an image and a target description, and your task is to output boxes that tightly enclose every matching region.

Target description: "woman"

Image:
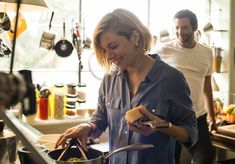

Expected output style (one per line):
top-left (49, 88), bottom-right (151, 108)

top-left (55, 8), bottom-right (197, 164)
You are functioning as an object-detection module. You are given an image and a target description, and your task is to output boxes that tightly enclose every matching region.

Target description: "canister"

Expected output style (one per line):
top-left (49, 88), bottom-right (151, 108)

top-left (53, 84), bottom-right (65, 119)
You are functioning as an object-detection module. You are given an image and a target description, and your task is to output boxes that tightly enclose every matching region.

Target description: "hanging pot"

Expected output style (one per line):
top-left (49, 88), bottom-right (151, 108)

top-left (0, 12), bottom-right (11, 32)
top-left (47, 143), bottom-right (154, 164)
top-left (39, 11), bottom-right (56, 50)
top-left (54, 22), bottom-right (74, 57)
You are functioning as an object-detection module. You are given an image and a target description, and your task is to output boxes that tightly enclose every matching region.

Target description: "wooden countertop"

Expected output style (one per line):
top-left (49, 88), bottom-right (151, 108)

top-left (25, 116), bottom-right (90, 134)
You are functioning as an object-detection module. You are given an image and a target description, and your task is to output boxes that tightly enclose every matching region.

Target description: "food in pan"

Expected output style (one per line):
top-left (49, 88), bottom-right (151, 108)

top-left (67, 157), bottom-right (84, 162)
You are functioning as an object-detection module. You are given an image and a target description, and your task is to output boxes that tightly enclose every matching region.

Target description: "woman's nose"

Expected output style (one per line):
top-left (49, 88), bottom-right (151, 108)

top-left (106, 50), bottom-right (114, 61)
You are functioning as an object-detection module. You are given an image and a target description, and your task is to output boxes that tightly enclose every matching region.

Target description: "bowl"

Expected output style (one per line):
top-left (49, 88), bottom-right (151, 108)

top-left (38, 134), bottom-right (61, 145)
top-left (18, 145), bottom-right (47, 164)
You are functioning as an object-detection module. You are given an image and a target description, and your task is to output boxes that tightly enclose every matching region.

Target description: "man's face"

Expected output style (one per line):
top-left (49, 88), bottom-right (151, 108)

top-left (174, 17), bottom-right (195, 45)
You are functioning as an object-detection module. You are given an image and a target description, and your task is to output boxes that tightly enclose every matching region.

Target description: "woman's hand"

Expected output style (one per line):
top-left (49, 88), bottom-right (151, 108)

top-left (55, 123), bottom-right (92, 151)
top-left (126, 107), bottom-right (166, 136)
top-left (127, 120), bottom-right (157, 136)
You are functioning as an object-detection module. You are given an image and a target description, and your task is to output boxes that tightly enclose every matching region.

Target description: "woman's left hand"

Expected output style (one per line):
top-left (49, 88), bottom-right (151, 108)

top-left (127, 120), bottom-right (157, 136)
top-left (126, 107), bottom-right (165, 136)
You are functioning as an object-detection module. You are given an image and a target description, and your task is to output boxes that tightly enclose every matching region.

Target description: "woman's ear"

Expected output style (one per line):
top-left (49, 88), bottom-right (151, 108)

top-left (132, 30), bottom-right (140, 48)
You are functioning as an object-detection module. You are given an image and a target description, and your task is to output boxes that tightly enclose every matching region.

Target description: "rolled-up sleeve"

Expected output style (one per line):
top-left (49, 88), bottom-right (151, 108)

top-left (89, 77), bottom-right (108, 132)
top-left (164, 70), bottom-right (198, 148)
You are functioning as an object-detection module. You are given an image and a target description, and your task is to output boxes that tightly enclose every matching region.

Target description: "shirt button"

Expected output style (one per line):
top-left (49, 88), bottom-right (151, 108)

top-left (152, 109), bottom-right (156, 112)
top-left (125, 131), bottom-right (128, 134)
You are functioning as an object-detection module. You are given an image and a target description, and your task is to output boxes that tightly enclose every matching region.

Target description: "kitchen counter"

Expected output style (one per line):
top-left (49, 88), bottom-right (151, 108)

top-left (27, 116), bottom-right (90, 134)
top-left (211, 125), bottom-right (235, 162)
top-left (13, 117), bottom-right (109, 164)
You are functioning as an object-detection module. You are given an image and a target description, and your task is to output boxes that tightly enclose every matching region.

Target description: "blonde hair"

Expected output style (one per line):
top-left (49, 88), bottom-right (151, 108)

top-left (93, 8), bottom-right (152, 71)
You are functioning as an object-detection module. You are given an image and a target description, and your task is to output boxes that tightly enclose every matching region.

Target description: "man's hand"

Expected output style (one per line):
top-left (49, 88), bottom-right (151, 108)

top-left (209, 121), bottom-right (217, 132)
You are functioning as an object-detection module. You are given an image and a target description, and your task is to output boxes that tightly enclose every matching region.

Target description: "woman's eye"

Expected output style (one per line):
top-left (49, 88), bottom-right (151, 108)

top-left (100, 48), bottom-right (106, 54)
top-left (110, 45), bottom-right (117, 49)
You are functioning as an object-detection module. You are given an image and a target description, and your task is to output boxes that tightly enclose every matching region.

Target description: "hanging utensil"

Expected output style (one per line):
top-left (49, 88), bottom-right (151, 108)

top-left (39, 11), bottom-right (56, 50)
top-left (54, 22), bottom-right (74, 57)
top-left (0, 12), bottom-right (11, 32)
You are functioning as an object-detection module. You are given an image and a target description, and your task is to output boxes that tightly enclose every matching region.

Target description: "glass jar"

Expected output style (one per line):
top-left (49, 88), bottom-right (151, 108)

top-left (66, 83), bottom-right (77, 95)
top-left (53, 84), bottom-right (65, 119)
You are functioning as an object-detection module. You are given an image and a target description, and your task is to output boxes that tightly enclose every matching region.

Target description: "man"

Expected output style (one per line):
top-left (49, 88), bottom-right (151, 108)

top-left (153, 9), bottom-right (217, 164)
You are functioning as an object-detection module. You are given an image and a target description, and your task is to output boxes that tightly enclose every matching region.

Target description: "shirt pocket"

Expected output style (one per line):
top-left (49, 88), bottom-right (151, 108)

top-left (149, 103), bottom-right (170, 121)
top-left (106, 97), bottom-right (121, 128)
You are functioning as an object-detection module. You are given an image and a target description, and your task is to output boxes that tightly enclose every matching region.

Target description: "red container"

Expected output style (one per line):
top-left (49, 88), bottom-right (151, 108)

top-left (39, 98), bottom-right (48, 120)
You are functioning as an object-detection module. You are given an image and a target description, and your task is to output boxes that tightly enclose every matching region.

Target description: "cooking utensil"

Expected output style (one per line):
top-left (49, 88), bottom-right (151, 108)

top-left (48, 143), bottom-right (154, 164)
top-left (0, 12), bottom-right (11, 32)
top-left (142, 120), bottom-right (172, 128)
top-left (39, 11), bottom-right (56, 50)
top-left (57, 138), bottom-right (88, 161)
top-left (54, 22), bottom-right (74, 57)
top-left (74, 138), bottom-right (88, 160)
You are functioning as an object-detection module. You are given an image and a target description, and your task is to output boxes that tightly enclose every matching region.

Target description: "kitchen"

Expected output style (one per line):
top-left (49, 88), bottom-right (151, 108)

top-left (0, 0), bottom-right (235, 164)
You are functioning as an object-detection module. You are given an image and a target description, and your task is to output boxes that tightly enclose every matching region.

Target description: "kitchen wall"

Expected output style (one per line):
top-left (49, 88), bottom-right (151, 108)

top-left (210, 0), bottom-right (234, 105)
top-left (1, 0), bottom-right (234, 105)
top-left (208, 0), bottom-right (231, 105)
top-left (229, 0), bottom-right (235, 103)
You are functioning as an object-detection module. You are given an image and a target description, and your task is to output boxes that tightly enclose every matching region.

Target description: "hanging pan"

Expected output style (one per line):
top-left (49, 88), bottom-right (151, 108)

top-left (54, 22), bottom-right (74, 57)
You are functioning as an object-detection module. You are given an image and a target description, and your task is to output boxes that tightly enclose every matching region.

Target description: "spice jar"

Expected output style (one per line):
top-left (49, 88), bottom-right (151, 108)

top-left (53, 84), bottom-right (65, 119)
top-left (66, 83), bottom-right (77, 95)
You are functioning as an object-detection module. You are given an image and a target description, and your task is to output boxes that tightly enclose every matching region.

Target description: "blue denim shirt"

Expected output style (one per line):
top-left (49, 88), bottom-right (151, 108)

top-left (90, 58), bottom-right (197, 164)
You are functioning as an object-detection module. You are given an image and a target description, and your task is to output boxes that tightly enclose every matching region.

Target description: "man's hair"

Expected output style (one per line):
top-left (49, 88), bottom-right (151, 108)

top-left (174, 9), bottom-right (198, 27)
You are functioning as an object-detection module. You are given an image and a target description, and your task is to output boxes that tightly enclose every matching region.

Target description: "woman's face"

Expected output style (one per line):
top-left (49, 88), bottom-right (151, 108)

top-left (99, 31), bottom-right (137, 71)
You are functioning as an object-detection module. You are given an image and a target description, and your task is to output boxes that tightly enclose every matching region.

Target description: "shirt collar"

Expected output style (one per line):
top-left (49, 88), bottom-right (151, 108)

top-left (118, 56), bottom-right (162, 83)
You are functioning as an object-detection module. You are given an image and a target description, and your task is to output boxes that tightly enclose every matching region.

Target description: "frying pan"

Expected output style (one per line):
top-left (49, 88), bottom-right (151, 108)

top-left (54, 22), bottom-right (74, 57)
top-left (47, 143), bottom-right (154, 164)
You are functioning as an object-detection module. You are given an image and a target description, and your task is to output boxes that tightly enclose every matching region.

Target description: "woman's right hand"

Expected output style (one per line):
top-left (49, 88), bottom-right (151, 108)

top-left (55, 123), bottom-right (92, 151)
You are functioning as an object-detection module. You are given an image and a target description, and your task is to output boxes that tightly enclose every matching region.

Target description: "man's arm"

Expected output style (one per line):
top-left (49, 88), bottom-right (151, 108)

top-left (204, 76), bottom-right (217, 131)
